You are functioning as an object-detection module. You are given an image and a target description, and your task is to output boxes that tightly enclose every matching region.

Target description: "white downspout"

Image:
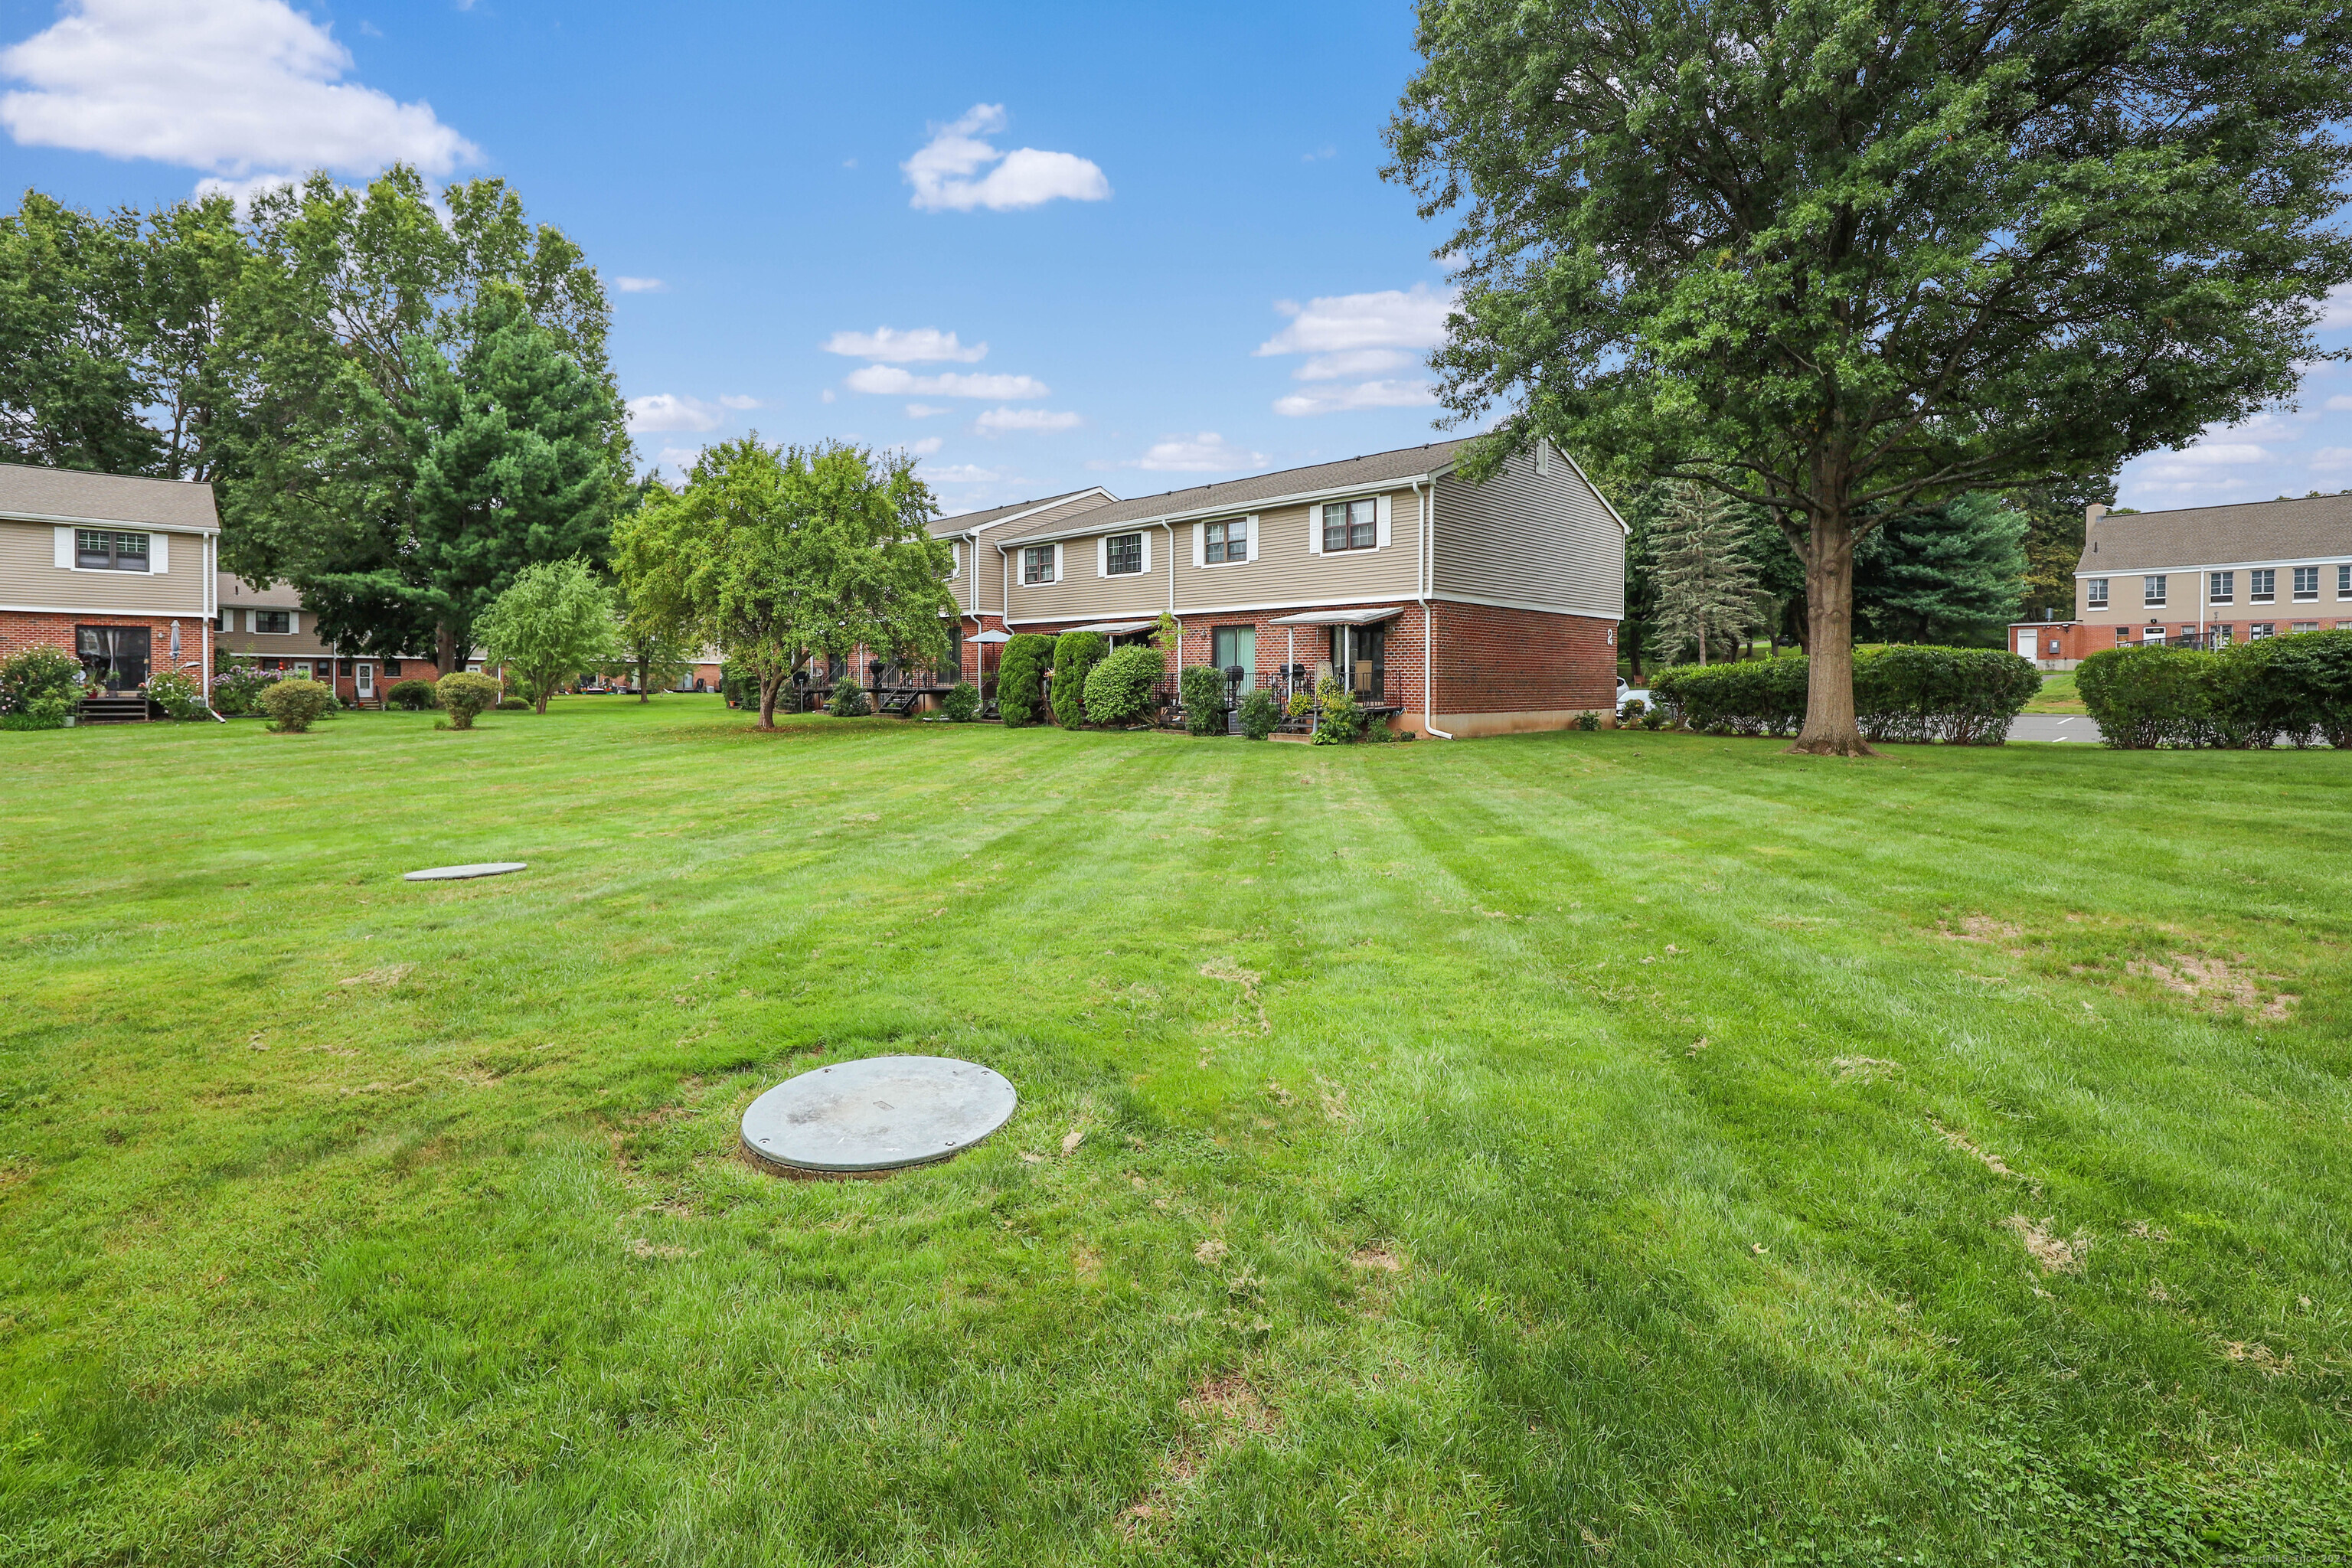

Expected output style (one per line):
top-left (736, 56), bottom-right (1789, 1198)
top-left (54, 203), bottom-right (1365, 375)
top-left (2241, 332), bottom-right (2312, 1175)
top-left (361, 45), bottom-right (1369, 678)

top-left (1162, 521), bottom-right (1183, 665)
top-left (1413, 475), bottom-right (1452, 740)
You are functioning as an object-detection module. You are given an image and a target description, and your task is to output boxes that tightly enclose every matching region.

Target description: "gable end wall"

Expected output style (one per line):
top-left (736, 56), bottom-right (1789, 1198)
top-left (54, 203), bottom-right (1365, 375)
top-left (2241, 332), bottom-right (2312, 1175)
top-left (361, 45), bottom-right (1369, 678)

top-left (1432, 446), bottom-right (1624, 618)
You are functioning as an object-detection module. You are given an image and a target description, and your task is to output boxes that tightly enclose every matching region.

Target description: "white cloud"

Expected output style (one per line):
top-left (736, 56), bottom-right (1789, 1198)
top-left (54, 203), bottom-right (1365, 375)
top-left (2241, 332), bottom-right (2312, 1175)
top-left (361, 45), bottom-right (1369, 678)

top-left (0, 0), bottom-right (477, 177)
top-left (1107, 432), bottom-right (1269, 473)
top-left (905, 403), bottom-right (951, 418)
top-left (2310, 446), bottom-right (2352, 474)
top-left (1255, 283), bottom-right (1455, 416)
top-left (822, 326), bottom-right (987, 363)
top-left (926, 463), bottom-right (1007, 484)
top-left (975, 407), bottom-right (1082, 436)
top-left (626, 394), bottom-right (723, 433)
top-left (717, 394), bottom-right (761, 410)
top-left (2319, 284), bottom-right (2352, 330)
top-left (820, 389), bottom-right (836, 404)
top-left (1273, 380), bottom-right (1440, 418)
top-left (652, 444), bottom-right (702, 479)
top-left (903, 103), bottom-right (1110, 212)
top-left (612, 276), bottom-right (667, 294)
top-left (2324, 395), bottom-right (2352, 413)
top-left (906, 436), bottom-right (944, 456)
top-left (191, 171), bottom-right (295, 212)
top-left (845, 366), bottom-right (1047, 400)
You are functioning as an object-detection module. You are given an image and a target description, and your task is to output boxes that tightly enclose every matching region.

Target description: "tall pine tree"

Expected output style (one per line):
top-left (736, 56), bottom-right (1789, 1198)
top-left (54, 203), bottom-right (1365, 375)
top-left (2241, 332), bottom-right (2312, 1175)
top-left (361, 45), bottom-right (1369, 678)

top-left (1648, 479), bottom-right (1763, 665)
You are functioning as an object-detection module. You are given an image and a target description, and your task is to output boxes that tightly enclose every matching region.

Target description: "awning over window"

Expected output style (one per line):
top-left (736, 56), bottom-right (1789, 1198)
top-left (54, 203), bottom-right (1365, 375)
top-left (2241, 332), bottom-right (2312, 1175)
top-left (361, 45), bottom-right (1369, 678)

top-left (1063, 619), bottom-right (1158, 635)
top-left (969, 629), bottom-right (1013, 643)
top-left (1265, 606), bottom-right (1404, 626)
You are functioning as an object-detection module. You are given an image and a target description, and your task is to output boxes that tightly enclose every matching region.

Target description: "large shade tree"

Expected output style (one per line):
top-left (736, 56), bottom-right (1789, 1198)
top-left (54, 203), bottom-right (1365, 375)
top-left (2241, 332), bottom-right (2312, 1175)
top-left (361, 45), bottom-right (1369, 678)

top-left (613, 439), bottom-right (952, 730)
top-left (1388, 0), bottom-right (2352, 753)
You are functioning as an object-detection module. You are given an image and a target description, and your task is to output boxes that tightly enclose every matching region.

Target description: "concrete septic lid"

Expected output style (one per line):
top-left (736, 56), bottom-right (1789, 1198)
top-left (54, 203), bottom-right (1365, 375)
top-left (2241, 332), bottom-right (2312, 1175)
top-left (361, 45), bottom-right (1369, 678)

top-left (403, 862), bottom-right (528, 882)
top-left (741, 1055), bottom-right (1018, 1174)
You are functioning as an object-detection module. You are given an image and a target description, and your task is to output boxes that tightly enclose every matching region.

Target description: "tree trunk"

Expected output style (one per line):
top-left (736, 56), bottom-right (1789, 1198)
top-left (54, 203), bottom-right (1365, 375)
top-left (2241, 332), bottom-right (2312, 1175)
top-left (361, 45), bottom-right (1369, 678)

top-left (636, 655), bottom-right (649, 702)
top-left (436, 622), bottom-right (459, 676)
top-left (757, 673), bottom-right (781, 730)
top-left (1787, 509), bottom-right (1876, 756)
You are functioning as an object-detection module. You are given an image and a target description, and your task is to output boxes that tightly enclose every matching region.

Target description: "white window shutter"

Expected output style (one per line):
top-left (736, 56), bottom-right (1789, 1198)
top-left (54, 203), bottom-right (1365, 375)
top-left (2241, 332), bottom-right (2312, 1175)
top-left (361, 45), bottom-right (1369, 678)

top-left (1308, 503), bottom-right (1324, 556)
top-left (1139, 531), bottom-right (1152, 573)
top-left (1245, 514), bottom-right (1259, 562)
top-left (289, 611), bottom-right (300, 635)
top-left (1096, 537), bottom-right (1108, 578)
top-left (149, 534), bottom-right (168, 573)
top-left (949, 541), bottom-right (960, 579)
top-left (1053, 543), bottom-right (1063, 583)
top-left (1375, 495), bottom-right (1392, 549)
top-left (54, 526), bottom-right (72, 567)
top-left (1192, 522), bottom-right (1205, 568)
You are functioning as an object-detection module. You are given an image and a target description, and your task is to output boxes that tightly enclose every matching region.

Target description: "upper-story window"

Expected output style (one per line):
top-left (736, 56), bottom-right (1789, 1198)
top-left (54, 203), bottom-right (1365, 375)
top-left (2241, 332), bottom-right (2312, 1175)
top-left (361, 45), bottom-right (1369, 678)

top-left (1022, 544), bottom-right (1056, 585)
top-left (2086, 577), bottom-right (2109, 608)
top-left (1322, 498), bottom-right (1377, 552)
top-left (1104, 532), bottom-right (1144, 575)
top-left (77, 530), bottom-right (149, 571)
top-left (2143, 574), bottom-right (2167, 607)
top-left (254, 610), bottom-right (292, 634)
top-left (2340, 564), bottom-right (2351, 596)
top-left (2292, 566), bottom-right (2319, 601)
top-left (1204, 518), bottom-right (1248, 564)
top-left (2249, 568), bottom-right (2275, 602)
top-left (2209, 570), bottom-right (2234, 603)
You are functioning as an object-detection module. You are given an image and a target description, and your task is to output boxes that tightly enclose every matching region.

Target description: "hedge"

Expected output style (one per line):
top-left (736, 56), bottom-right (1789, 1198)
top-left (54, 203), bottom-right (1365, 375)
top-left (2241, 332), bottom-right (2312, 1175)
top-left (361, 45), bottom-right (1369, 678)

top-left (1180, 664), bottom-right (1227, 736)
top-left (2078, 631), bottom-right (2352, 749)
top-left (1650, 645), bottom-right (2037, 744)
top-left (1084, 645), bottom-right (1165, 727)
top-left (384, 677), bottom-right (439, 710)
top-left (997, 634), bottom-right (1054, 727)
top-left (1050, 630), bottom-right (1109, 728)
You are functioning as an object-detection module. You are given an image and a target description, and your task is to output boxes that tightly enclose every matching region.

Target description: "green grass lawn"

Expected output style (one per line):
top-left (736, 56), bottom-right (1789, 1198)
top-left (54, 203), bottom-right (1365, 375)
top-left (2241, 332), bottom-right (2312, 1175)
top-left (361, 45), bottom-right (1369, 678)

top-left (2027, 671), bottom-right (2086, 713)
top-left (3, 700), bottom-right (2347, 1565)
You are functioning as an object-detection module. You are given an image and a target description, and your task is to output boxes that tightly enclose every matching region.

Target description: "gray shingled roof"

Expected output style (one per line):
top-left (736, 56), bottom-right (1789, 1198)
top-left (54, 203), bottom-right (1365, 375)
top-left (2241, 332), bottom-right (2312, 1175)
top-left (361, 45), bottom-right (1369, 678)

top-left (988, 439), bottom-right (1478, 546)
top-left (0, 462), bottom-right (220, 530)
top-left (2079, 493), bottom-right (2352, 573)
top-left (926, 487), bottom-right (1113, 537)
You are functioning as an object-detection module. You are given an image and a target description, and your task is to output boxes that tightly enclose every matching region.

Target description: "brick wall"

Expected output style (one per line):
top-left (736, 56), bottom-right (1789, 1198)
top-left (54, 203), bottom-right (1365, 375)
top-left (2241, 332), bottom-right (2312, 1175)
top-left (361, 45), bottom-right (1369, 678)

top-left (1, 609), bottom-right (211, 687)
top-left (1427, 601), bottom-right (1618, 735)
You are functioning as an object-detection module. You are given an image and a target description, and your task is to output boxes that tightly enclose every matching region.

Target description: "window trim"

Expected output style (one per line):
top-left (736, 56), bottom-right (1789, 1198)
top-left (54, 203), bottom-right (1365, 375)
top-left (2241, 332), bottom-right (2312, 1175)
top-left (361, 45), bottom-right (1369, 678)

top-left (2142, 573), bottom-right (2167, 608)
top-left (72, 528), bottom-right (155, 573)
top-left (1321, 498), bottom-right (1380, 554)
top-left (1021, 543), bottom-right (1060, 586)
top-left (2292, 565), bottom-right (2319, 602)
top-left (1099, 531), bottom-right (1148, 577)
top-left (2085, 577), bottom-right (2109, 608)
top-left (252, 609), bottom-right (295, 635)
top-left (2249, 568), bottom-right (2275, 603)
top-left (1198, 515), bottom-right (1255, 567)
top-left (2208, 570), bottom-right (2233, 604)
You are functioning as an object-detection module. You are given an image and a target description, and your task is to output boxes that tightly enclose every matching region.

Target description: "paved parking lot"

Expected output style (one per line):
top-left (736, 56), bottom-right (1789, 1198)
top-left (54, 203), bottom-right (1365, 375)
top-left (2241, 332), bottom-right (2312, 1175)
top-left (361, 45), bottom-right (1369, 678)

top-left (2008, 715), bottom-right (2102, 743)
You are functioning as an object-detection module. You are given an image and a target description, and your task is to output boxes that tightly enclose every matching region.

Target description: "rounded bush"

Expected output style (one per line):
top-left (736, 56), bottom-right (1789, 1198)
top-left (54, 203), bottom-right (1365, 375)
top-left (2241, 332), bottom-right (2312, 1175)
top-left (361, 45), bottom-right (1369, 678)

top-left (1050, 630), bottom-right (1109, 727)
top-left (828, 674), bottom-right (871, 717)
top-left (436, 671), bottom-right (501, 730)
top-left (1651, 647), bottom-right (2033, 744)
top-left (1238, 688), bottom-right (1282, 741)
top-left (496, 697), bottom-right (531, 710)
top-left (940, 681), bottom-right (981, 722)
top-left (1180, 664), bottom-right (1228, 736)
top-left (258, 677), bottom-right (335, 733)
top-left (384, 678), bottom-right (439, 710)
top-left (995, 635), bottom-right (1053, 728)
top-left (1, 645), bottom-right (81, 717)
top-left (145, 668), bottom-right (207, 720)
top-left (2079, 629), bottom-right (2352, 749)
top-left (1083, 644), bottom-right (1165, 727)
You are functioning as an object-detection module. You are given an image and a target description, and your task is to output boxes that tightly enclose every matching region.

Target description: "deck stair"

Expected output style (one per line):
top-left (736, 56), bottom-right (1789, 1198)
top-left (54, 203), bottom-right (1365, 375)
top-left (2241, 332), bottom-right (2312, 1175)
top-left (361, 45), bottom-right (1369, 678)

top-left (77, 694), bottom-right (154, 724)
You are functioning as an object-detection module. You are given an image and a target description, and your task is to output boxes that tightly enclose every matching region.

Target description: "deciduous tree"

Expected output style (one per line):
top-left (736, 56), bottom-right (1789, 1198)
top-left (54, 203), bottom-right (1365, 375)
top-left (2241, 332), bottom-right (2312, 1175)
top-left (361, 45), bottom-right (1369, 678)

top-left (1388, 0), bottom-right (2352, 753)
top-left (477, 557), bottom-right (619, 714)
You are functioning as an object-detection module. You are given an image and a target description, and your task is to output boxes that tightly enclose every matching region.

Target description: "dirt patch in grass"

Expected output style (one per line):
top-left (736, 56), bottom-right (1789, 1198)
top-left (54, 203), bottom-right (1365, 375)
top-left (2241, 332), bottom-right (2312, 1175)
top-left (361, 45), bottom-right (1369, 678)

top-left (1182, 1370), bottom-right (1279, 1436)
top-left (1831, 1057), bottom-right (1901, 1083)
top-left (2221, 1340), bottom-right (2292, 1377)
top-left (2007, 1214), bottom-right (2089, 1275)
top-left (1200, 959), bottom-right (1269, 1033)
top-left (1939, 915), bottom-right (2027, 954)
top-left (1349, 1246), bottom-right (1406, 1273)
top-left (1932, 1118), bottom-right (2018, 1178)
top-left (336, 963), bottom-right (414, 988)
top-left (2128, 953), bottom-right (2298, 1023)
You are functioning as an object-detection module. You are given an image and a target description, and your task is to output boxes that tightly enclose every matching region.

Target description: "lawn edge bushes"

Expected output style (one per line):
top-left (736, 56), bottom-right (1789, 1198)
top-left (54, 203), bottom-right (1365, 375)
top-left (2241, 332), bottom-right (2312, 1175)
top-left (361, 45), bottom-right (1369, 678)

top-left (384, 678), bottom-right (439, 711)
top-left (1238, 688), bottom-right (1281, 740)
top-left (997, 634), bottom-right (1053, 727)
top-left (1652, 646), bottom-right (2034, 743)
top-left (2078, 631), bottom-right (2352, 748)
top-left (1050, 630), bottom-right (1109, 728)
top-left (1083, 645), bottom-right (1164, 727)
top-left (257, 677), bottom-right (335, 733)
top-left (0, 646), bottom-right (80, 719)
top-left (145, 668), bottom-right (207, 720)
top-left (1180, 664), bottom-right (1227, 736)
top-left (436, 671), bottom-right (501, 730)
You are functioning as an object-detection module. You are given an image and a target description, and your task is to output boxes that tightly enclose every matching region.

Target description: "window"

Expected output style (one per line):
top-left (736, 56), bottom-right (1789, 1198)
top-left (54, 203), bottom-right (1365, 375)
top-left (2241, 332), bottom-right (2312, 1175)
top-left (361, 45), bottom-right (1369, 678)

top-left (384, 659), bottom-right (401, 676)
top-left (1328, 622), bottom-right (1387, 697)
top-left (2291, 621), bottom-right (2318, 634)
top-left (76, 530), bottom-right (149, 572)
top-left (2339, 564), bottom-right (2350, 596)
top-left (2292, 566), bottom-right (2318, 600)
top-left (2208, 570), bottom-right (2233, 603)
top-left (254, 610), bottom-right (292, 635)
top-left (214, 611), bottom-right (232, 632)
top-left (2142, 626), bottom-right (2165, 645)
top-left (2249, 568), bottom-right (2275, 602)
top-left (1322, 498), bottom-right (1377, 552)
top-left (1104, 532), bottom-right (1144, 576)
top-left (1023, 544), bottom-right (1056, 584)
top-left (2142, 574), bottom-right (2167, 607)
top-left (2250, 622), bottom-right (2275, 641)
top-left (1204, 518), bottom-right (1248, 564)
top-left (1210, 625), bottom-right (1256, 688)
top-left (2113, 626), bottom-right (2132, 643)
top-left (2086, 577), bottom-right (2108, 608)
top-left (2213, 625), bottom-right (2235, 646)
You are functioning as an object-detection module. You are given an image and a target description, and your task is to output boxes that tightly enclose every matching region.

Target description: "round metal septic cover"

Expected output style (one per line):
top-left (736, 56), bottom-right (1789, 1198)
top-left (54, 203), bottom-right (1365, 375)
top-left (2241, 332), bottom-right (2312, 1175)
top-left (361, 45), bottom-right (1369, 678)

top-left (403, 862), bottom-right (528, 882)
top-left (740, 1055), bottom-right (1017, 1174)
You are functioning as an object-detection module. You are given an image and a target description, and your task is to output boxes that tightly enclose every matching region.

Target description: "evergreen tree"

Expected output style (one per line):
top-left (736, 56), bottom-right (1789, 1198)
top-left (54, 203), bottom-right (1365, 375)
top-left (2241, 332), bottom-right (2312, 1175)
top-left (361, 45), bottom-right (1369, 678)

top-left (1648, 480), bottom-right (1762, 665)
top-left (2010, 476), bottom-right (2116, 622)
top-left (1853, 494), bottom-right (2030, 644)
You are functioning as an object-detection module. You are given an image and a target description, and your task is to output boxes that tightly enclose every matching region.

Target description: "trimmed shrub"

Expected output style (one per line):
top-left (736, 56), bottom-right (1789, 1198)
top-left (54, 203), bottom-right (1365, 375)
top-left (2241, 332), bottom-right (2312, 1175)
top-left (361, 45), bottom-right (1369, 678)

top-left (1310, 676), bottom-right (1365, 745)
top-left (1238, 688), bottom-right (1282, 741)
top-left (1651, 647), bottom-right (2033, 744)
top-left (941, 681), bottom-right (981, 722)
top-left (145, 668), bottom-right (207, 720)
top-left (2077, 645), bottom-right (2208, 749)
top-left (2080, 631), bottom-right (2352, 749)
top-left (436, 671), bottom-right (501, 729)
top-left (1574, 710), bottom-right (1602, 731)
top-left (258, 677), bottom-right (335, 733)
top-left (996, 634), bottom-right (1053, 727)
top-left (828, 674), bottom-right (870, 717)
top-left (1051, 630), bottom-right (1109, 727)
top-left (209, 665), bottom-right (271, 717)
top-left (384, 678), bottom-right (439, 710)
top-left (2263, 629), bottom-right (2352, 749)
top-left (1180, 664), bottom-right (1228, 737)
top-left (496, 697), bottom-right (531, 710)
top-left (1, 645), bottom-right (80, 717)
top-left (1084, 645), bottom-right (1165, 727)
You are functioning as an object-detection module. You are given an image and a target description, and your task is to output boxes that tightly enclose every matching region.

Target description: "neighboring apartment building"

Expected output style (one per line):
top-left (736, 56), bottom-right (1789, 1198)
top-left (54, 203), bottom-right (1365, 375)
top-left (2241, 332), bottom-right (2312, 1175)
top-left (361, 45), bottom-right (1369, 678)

top-left (929, 437), bottom-right (1627, 737)
top-left (214, 574), bottom-right (469, 704)
top-left (0, 462), bottom-right (220, 692)
top-left (2011, 495), bottom-right (2352, 668)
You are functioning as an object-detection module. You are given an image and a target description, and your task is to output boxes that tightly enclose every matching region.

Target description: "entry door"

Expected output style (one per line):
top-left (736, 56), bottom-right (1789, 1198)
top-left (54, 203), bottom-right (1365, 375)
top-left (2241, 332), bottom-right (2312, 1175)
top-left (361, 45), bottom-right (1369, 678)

top-left (1211, 626), bottom-right (1256, 688)
top-left (355, 662), bottom-right (375, 700)
top-left (75, 626), bottom-right (149, 691)
top-left (2017, 630), bottom-right (2036, 658)
top-left (1328, 624), bottom-right (1385, 696)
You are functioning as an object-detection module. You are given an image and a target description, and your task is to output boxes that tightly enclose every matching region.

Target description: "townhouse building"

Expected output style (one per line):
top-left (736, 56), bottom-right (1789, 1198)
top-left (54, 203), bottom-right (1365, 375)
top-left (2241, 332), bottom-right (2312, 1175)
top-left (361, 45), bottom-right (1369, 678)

top-left (2011, 495), bottom-right (2352, 668)
top-left (213, 573), bottom-right (465, 704)
top-left (929, 437), bottom-right (1627, 737)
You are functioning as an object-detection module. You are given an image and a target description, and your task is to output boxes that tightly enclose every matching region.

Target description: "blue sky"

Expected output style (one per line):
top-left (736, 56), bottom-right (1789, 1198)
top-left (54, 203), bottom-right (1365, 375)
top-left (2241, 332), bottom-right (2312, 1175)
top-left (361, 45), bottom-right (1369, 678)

top-left (3, 0), bottom-right (2348, 518)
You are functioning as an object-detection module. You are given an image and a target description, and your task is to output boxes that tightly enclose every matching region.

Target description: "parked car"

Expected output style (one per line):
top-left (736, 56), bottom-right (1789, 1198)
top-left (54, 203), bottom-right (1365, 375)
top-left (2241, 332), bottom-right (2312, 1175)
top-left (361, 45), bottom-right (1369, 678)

top-left (1616, 677), bottom-right (1650, 708)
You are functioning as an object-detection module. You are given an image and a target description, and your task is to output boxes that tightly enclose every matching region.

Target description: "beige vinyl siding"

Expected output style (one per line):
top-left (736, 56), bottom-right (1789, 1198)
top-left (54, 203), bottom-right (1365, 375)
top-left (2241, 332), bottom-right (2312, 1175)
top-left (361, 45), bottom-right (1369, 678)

top-left (1003, 530), bottom-right (1170, 623)
top-left (1171, 489), bottom-right (1423, 611)
top-left (1430, 445), bottom-right (1623, 617)
top-left (0, 519), bottom-right (209, 615)
top-left (960, 494), bottom-right (1115, 615)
